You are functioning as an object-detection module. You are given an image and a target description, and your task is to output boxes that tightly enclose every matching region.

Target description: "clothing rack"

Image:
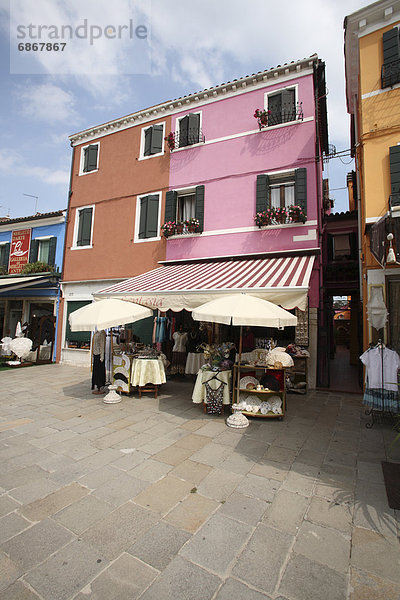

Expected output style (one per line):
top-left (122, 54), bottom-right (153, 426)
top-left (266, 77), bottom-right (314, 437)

top-left (363, 340), bottom-right (400, 428)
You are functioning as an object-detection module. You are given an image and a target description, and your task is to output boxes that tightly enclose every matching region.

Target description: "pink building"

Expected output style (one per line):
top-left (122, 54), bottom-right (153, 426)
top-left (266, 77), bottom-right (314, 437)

top-left (97, 54), bottom-right (329, 387)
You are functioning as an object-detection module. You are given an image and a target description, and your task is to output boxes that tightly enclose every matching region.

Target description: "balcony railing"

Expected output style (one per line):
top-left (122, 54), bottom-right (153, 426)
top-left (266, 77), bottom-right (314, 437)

top-left (257, 102), bottom-right (303, 130)
top-left (173, 128), bottom-right (205, 149)
top-left (381, 59), bottom-right (400, 88)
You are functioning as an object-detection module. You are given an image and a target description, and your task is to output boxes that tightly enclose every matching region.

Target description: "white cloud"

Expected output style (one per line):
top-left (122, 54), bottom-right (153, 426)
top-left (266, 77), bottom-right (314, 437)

top-left (0, 148), bottom-right (69, 185)
top-left (15, 82), bottom-right (78, 124)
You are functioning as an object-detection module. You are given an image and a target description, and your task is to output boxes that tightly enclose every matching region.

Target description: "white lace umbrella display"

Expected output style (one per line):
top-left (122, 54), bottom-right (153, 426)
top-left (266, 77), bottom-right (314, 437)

top-left (9, 337), bottom-right (33, 362)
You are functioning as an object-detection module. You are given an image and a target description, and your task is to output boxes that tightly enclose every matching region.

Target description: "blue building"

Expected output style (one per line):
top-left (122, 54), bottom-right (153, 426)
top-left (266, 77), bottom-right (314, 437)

top-left (0, 210), bottom-right (66, 362)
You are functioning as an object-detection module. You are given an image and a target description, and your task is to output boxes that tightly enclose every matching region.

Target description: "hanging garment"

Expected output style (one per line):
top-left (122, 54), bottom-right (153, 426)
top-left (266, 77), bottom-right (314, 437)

top-left (204, 381), bottom-right (224, 414)
top-left (360, 346), bottom-right (400, 392)
top-left (360, 346), bottom-right (400, 411)
top-left (155, 317), bottom-right (168, 343)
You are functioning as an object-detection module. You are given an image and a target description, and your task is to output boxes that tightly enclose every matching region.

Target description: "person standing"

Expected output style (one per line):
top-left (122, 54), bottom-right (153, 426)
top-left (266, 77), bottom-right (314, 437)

top-left (92, 329), bottom-right (106, 394)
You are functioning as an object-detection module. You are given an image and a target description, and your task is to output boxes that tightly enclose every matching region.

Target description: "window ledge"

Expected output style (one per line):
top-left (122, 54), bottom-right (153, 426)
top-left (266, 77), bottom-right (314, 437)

top-left (167, 232), bottom-right (202, 239)
top-left (78, 169), bottom-right (98, 176)
top-left (71, 245), bottom-right (93, 250)
top-left (138, 152), bottom-right (165, 161)
top-left (134, 236), bottom-right (162, 244)
top-left (171, 141), bottom-right (204, 153)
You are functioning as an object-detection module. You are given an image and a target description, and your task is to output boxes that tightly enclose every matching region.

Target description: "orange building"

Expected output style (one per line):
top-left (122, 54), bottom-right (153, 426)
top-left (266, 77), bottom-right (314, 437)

top-left (58, 114), bottom-right (171, 365)
top-left (344, 0), bottom-right (400, 355)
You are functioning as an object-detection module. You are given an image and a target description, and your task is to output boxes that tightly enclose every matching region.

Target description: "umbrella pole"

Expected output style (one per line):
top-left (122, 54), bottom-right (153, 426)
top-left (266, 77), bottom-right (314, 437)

top-left (237, 325), bottom-right (243, 404)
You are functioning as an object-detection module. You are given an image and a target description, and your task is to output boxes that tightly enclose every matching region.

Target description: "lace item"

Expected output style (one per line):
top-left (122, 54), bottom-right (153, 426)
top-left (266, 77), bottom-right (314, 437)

top-left (204, 381), bottom-right (224, 414)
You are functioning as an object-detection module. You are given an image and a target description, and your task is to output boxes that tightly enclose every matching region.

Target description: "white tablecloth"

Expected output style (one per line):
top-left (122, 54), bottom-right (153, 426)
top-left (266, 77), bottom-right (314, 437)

top-left (131, 358), bottom-right (166, 387)
top-left (192, 370), bottom-right (232, 405)
top-left (185, 352), bottom-right (206, 374)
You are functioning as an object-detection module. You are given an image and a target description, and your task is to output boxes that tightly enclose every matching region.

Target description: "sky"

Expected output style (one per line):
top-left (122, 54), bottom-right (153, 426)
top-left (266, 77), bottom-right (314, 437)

top-left (0, 0), bottom-right (366, 220)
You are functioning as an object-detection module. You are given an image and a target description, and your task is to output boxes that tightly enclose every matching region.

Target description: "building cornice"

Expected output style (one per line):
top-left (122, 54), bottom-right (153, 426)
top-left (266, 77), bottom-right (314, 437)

top-left (344, 0), bottom-right (400, 113)
top-left (69, 55), bottom-right (319, 146)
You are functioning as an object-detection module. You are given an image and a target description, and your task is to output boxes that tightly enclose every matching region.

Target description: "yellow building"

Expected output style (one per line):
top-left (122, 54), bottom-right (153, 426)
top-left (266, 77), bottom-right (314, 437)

top-left (344, 0), bottom-right (400, 354)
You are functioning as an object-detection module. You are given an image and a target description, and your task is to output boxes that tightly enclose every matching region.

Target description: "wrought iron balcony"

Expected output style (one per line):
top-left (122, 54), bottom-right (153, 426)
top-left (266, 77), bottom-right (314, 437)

top-left (381, 59), bottom-right (400, 88)
top-left (173, 128), bottom-right (205, 149)
top-left (258, 102), bottom-right (303, 130)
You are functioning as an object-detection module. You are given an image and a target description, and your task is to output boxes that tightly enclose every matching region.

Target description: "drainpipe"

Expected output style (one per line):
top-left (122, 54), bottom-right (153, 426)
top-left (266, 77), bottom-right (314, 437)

top-left (353, 96), bottom-right (363, 303)
top-left (56, 143), bottom-right (75, 361)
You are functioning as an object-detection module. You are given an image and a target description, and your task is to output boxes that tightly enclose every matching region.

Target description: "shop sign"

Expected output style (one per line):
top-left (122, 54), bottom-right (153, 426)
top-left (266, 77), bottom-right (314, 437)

top-left (9, 229), bottom-right (31, 274)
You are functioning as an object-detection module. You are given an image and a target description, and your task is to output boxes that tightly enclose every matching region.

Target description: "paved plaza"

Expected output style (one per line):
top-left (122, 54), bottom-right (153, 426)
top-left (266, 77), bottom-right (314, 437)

top-left (0, 364), bottom-right (399, 600)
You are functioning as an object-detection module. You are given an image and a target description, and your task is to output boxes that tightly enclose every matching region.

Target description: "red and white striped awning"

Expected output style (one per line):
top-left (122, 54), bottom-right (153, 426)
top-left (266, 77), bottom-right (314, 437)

top-left (95, 255), bottom-right (315, 312)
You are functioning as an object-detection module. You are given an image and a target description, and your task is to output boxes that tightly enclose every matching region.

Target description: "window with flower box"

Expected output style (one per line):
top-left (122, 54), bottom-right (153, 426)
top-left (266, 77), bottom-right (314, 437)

top-left (266, 87), bottom-right (302, 126)
top-left (255, 169), bottom-right (307, 225)
top-left (163, 186), bottom-right (204, 235)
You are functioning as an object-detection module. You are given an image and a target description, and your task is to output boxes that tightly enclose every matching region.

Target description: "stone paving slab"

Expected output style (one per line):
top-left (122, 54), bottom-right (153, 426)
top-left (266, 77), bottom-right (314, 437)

top-left (0, 365), bottom-right (399, 599)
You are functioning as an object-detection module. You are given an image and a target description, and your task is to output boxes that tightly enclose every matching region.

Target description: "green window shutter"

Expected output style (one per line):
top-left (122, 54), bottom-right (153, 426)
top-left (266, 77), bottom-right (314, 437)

top-left (165, 190), bottom-right (177, 223)
top-left (83, 145), bottom-right (98, 172)
top-left (295, 168), bottom-right (307, 216)
top-left (66, 301), bottom-right (91, 344)
top-left (390, 145), bottom-right (400, 194)
top-left (29, 239), bottom-right (39, 263)
top-left (282, 88), bottom-right (296, 121)
top-left (187, 113), bottom-right (200, 144)
top-left (145, 195), bottom-right (159, 238)
top-left (268, 94), bottom-right (282, 125)
top-left (139, 196), bottom-right (148, 239)
top-left (256, 174), bottom-right (269, 213)
top-left (48, 237), bottom-right (57, 267)
top-left (77, 208), bottom-right (93, 246)
top-left (1, 242), bottom-right (10, 269)
top-left (179, 116), bottom-right (189, 147)
top-left (144, 128), bottom-right (152, 156)
top-left (195, 185), bottom-right (205, 232)
top-left (151, 125), bottom-right (163, 155)
top-left (383, 29), bottom-right (400, 64)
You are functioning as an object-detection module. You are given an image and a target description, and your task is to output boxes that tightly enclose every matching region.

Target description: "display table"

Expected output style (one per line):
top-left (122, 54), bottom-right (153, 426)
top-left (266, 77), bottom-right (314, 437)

top-left (185, 352), bottom-right (206, 375)
top-left (192, 369), bottom-right (232, 406)
top-left (131, 358), bottom-right (166, 386)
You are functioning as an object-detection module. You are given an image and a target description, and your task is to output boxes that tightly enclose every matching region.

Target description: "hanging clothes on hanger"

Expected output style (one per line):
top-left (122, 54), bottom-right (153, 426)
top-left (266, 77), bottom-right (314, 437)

top-left (360, 343), bottom-right (400, 412)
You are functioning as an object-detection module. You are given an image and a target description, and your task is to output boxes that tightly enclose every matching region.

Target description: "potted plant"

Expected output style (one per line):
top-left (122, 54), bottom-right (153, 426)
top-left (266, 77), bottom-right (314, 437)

top-left (254, 108), bottom-right (271, 127)
top-left (272, 207), bottom-right (289, 224)
top-left (175, 221), bottom-right (184, 234)
top-left (185, 217), bottom-right (200, 233)
top-left (288, 205), bottom-right (307, 223)
top-left (165, 132), bottom-right (176, 151)
top-left (161, 221), bottom-right (176, 237)
top-left (254, 210), bottom-right (271, 227)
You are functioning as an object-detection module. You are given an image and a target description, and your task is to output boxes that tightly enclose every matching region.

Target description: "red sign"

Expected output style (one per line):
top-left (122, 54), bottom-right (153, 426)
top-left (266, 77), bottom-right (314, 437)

top-left (9, 229), bottom-right (31, 274)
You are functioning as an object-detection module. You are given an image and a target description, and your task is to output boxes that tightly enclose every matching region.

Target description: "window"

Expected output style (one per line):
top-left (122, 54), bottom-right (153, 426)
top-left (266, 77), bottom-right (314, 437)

top-left (141, 123), bottom-right (165, 158)
top-left (177, 193), bottom-right (196, 221)
top-left (270, 173), bottom-right (295, 210)
top-left (79, 143), bottom-right (99, 174)
top-left (390, 145), bottom-right (400, 212)
top-left (382, 28), bottom-right (400, 88)
top-left (177, 113), bottom-right (201, 147)
top-left (65, 301), bottom-right (91, 348)
top-left (0, 243), bottom-right (10, 271)
top-left (164, 186), bottom-right (205, 232)
top-left (136, 193), bottom-right (161, 241)
top-left (266, 87), bottom-right (300, 126)
top-left (256, 169), bottom-right (307, 217)
top-left (29, 237), bottom-right (57, 266)
top-left (73, 206), bottom-right (94, 248)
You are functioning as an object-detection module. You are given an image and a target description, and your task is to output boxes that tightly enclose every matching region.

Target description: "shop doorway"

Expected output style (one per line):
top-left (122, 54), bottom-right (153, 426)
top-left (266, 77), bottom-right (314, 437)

top-left (318, 294), bottom-right (362, 392)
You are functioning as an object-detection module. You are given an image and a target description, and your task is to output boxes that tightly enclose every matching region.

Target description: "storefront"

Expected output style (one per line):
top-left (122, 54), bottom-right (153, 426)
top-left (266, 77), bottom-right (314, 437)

top-left (0, 273), bottom-right (60, 363)
top-left (93, 252), bottom-right (319, 389)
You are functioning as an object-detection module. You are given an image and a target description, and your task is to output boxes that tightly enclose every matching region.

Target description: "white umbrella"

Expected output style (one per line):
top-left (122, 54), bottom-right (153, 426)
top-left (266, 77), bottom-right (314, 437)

top-left (192, 294), bottom-right (297, 428)
top-left (192, 294), bottom-right (298, 329)
top-left (69, 299), bottom-right (153, 332)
